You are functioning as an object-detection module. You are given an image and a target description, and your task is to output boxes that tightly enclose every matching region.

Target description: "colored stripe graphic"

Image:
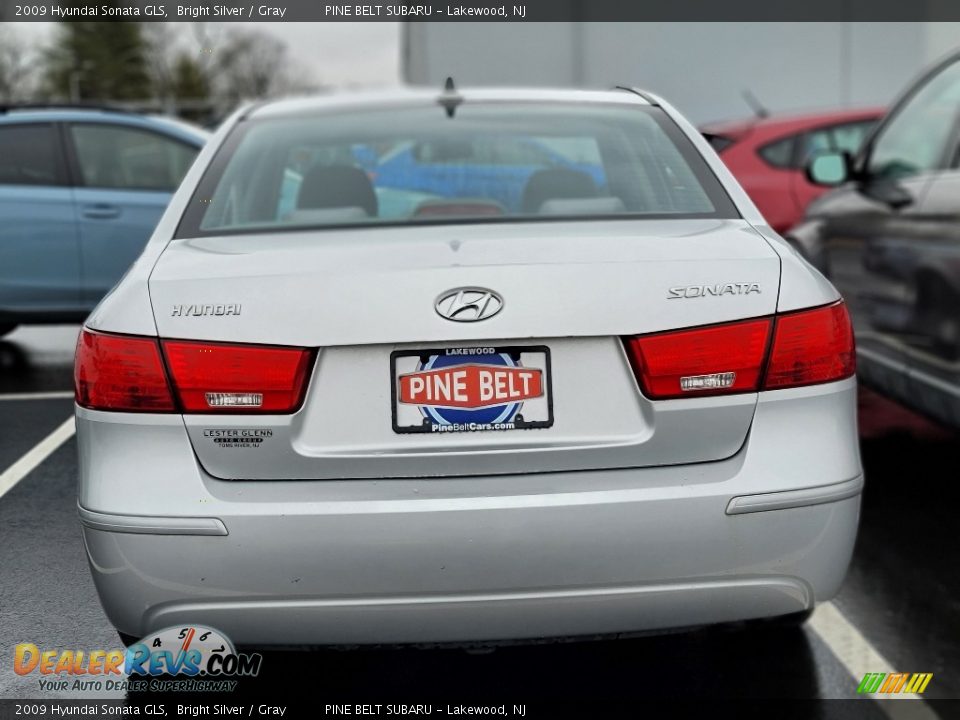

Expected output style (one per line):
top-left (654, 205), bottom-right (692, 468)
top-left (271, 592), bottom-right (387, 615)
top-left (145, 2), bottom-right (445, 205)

top-left (858, 672), bottom-right (933, 694)
top-left (858, 673), bottom-right (886, 694)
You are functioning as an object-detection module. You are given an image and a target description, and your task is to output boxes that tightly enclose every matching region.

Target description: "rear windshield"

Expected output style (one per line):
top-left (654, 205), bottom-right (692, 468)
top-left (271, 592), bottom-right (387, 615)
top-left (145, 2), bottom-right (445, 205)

top-left (177, 102), bottom-right (738, 238)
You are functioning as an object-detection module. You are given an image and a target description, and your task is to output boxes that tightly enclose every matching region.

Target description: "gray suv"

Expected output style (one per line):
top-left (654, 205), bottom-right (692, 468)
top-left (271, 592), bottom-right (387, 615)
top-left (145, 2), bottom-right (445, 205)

top-left (792, 52), bottom-right (960, 429)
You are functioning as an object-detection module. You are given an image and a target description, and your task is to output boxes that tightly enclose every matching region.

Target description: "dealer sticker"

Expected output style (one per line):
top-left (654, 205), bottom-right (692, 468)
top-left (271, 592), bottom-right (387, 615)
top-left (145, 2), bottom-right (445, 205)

top-left (391, 345), bottom-right (553, 434)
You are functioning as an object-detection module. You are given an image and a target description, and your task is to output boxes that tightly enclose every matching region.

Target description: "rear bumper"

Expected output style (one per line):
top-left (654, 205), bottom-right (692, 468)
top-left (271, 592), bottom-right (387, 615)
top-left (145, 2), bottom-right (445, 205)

top-left (81, 490), bottom-right (859, 645)
top-left (78, 378), bottom-right (863, 645)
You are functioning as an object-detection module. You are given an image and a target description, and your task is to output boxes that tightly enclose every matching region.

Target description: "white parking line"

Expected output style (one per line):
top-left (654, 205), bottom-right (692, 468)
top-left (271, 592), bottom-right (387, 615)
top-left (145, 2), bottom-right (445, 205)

top-left (0, 391), bottom-right (75, 402)
top-left (810, 602), bottom-right (939, 717)
top-left (0, 416), bottom-right (76, 501)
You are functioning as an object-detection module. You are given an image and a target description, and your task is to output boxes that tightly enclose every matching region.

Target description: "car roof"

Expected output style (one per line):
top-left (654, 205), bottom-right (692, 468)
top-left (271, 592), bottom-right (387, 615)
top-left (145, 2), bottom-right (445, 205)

top-left (700, 107), bottom-right (886, 141)
top-left (248, 87), bottom-right (652, 120)
top-left (0, 107), bottom-right (208, 145)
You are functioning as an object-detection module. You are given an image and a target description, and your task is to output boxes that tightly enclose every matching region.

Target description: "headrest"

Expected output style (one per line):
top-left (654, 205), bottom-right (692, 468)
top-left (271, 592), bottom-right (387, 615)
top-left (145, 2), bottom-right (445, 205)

top-left (297, 164), bottom-right (377, 217)
top-left (522, 168), bottom-right (598, 214)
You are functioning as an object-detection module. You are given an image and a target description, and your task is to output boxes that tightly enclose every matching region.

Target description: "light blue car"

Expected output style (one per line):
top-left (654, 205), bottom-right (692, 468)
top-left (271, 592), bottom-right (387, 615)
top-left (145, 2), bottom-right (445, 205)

top-left (0, 107), bottom-right (207, 337)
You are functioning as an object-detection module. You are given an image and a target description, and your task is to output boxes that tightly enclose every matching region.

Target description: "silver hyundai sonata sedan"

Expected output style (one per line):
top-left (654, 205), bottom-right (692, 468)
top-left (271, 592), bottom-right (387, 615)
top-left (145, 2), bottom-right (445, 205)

top-left (75, 87), bottom-right (862, 646)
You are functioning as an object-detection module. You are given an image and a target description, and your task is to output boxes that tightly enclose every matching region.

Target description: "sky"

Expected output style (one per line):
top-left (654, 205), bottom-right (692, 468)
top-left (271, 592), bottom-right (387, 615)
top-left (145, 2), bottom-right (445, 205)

top-left (7, 22), bottom-right (402, 88)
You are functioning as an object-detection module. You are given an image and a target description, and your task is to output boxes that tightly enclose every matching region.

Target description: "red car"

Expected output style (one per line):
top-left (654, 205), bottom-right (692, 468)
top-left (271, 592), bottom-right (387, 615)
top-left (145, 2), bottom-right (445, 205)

top-left (701, 108), bottom-right (884, 234)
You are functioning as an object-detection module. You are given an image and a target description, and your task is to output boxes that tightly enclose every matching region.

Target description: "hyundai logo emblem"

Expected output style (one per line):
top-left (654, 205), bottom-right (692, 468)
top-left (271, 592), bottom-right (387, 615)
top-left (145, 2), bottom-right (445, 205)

top-left (435, 288), bottom-right (504, 322)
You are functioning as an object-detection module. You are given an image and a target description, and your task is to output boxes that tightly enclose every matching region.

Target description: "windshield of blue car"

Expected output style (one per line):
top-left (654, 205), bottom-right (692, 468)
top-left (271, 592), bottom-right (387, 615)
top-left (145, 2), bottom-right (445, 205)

top-left (178, 102), bottom-right (739, 237)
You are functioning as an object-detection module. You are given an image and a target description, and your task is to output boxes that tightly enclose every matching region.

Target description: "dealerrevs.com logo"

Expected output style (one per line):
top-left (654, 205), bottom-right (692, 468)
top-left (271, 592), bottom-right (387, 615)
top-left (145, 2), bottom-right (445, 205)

top-left (14, 625), bottom-right (261, 693)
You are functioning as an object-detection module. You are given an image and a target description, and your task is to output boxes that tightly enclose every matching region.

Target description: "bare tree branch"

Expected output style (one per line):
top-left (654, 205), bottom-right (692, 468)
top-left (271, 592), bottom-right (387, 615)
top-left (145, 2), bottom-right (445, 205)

top-left (0, 27), bottom-right (37, 101)
top-left (209, 27), bottom-right (317, 106)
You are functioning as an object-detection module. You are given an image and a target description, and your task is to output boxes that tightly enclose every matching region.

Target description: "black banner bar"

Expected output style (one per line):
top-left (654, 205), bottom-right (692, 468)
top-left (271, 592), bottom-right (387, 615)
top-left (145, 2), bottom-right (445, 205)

top-left (3, 698), bottom-right (960, 720)
top-left (5, 0), bottom-right (960, 22)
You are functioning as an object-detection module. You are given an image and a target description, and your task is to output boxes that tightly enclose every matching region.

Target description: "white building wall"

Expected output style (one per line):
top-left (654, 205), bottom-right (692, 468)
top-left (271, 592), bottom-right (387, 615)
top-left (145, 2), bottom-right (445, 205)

top-left (404, 22), bottom-right (959, 123)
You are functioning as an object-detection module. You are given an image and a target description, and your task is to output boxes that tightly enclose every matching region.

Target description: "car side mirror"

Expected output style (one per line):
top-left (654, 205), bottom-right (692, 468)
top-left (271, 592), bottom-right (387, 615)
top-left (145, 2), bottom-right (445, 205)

top-left (805, 150), bottom-right (852, 187)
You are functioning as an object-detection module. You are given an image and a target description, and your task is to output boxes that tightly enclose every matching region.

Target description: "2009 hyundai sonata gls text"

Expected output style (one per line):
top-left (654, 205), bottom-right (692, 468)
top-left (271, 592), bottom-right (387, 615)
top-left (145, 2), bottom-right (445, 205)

top-left (75, 87), bottom-right (862, 646)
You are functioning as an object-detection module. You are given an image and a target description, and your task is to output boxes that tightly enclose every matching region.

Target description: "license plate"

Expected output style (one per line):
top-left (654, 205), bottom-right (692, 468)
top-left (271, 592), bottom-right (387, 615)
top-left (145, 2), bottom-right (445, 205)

top-left (391, 345), bottom-right (554, 434)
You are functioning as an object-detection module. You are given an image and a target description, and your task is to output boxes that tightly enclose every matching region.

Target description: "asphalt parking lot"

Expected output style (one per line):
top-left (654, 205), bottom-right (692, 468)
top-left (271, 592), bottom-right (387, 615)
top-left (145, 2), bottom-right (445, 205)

top-left (0, 325), bottom-right (957, 711)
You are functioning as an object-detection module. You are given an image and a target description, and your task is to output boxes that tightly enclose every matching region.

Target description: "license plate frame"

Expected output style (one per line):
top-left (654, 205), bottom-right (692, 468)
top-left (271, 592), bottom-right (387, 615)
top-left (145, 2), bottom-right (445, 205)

top-left (390, 344), bottom-right (554, 434)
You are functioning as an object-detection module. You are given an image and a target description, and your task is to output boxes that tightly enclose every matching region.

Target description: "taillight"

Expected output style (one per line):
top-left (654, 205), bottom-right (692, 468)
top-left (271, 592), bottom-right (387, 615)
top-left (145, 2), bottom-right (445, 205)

top-left (764, 302), bottom-right (855, 389)
top-left (162, 340), bottom-right (313, 413)
top-left (623, 301), bottom-right (855, 399)
top-left (624, 319), bottom-right (772, 399)
top-left (75, 330), bottom-right (175, 412)
top-left (74, 329), bottom-right (314, 414)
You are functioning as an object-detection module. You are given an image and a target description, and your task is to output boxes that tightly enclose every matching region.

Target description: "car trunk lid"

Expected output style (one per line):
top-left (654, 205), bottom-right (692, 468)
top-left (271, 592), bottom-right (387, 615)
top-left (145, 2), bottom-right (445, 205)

top-left (148, 219), bottom-right (781, 479)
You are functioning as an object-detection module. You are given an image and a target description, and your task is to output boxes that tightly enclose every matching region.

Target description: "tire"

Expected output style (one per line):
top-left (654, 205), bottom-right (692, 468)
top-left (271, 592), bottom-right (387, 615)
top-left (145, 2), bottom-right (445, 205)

top-left (118, 631), bottom-right (139, 647)
top-left (0, 323), bottom-right (16, 338)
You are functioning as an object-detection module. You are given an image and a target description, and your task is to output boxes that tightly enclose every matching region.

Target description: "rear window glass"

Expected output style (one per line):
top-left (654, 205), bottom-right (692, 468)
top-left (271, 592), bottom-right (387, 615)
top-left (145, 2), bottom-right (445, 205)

top-left (179, 103), bottom-right (737, 237)
top-left (0, 124), bottom-right (62, 186)
top-left (757, 137), bottom-right (795, 169)
top-left (70, 124), bottom-right (198, 191)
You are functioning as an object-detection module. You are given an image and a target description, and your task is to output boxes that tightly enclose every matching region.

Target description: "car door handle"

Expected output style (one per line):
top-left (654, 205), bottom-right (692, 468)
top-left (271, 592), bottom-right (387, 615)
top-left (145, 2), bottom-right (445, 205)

top-left (82, 204), bottom-right (121, 220)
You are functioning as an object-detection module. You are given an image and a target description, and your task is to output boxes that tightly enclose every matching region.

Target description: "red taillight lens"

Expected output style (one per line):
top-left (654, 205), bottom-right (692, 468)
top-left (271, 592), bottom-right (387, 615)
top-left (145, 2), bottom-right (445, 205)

top-left (624, 318), bottom-right (772, 399)
top-left (162, 340), bottom-right (314, 413)
top-left (74, 330), bottom-right (175, 412)
top-left (763, 302), bottom-right (855, 390)
top-left (74, 330), bottom-right (315, 414)
top-left (623, 301), bottom-right (855, 399)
